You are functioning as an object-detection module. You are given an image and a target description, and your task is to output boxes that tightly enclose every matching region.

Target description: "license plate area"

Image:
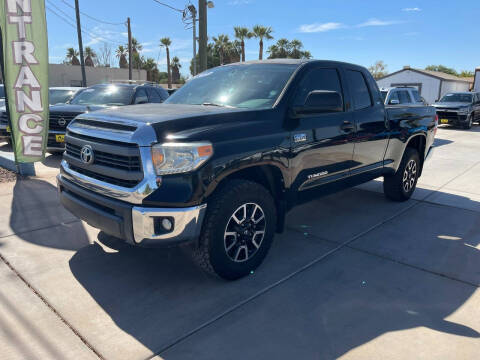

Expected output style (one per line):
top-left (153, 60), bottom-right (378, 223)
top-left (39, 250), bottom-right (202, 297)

top-left (56, 134), bottom-right (65, 142)
top-left (440, 119), bottom-right (449, 124)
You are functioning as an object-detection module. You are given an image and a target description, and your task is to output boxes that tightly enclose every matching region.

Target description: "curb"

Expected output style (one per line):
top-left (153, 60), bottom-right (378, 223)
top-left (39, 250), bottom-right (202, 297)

top-left (0, 149), bottom-right (35, 176)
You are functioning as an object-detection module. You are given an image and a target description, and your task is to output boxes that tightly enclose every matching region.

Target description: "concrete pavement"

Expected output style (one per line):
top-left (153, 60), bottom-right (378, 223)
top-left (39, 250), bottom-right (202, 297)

top-left (0, 126), bottom-right (479, 359)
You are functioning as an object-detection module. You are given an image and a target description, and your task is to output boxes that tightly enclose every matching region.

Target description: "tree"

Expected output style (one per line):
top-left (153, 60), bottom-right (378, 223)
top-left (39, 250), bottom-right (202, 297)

top-left (459, 70), bottom-right (474, 78)
top-left (234, 26), bottom-right (252, 62)
top-left (130, 37), bottom-right (143, 70)
top-left (65, 47), bottom-right (80, 65)
top-left (368, 60), bottom-right (388, 80)
top-left (213, 34), bottom-right (230, 65)
top-left (116, 45), bottom-right (128, 68)
top-left (160, 37), bottom-right (172, 89)
top-left (251, 25), bottom-right (273, 60)
top-left (142, 57), bottom-right (159, 82)
top-left (84, 47), bottom-right (97, 67)
top-left (289, 39), bottom-right (303, 59)
top-left (425, 65), bottom-right (457, 76)
top-left (98, 43), bottom-right (112, 67)
top-left (171, 56), bottom-right (181, 83)
top-left (267, 39), bottom-right (311, 59)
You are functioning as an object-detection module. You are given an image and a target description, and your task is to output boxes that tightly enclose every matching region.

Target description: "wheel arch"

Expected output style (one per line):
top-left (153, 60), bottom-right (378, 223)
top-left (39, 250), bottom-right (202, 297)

top-left (205, 163), bottom-right (288, 233)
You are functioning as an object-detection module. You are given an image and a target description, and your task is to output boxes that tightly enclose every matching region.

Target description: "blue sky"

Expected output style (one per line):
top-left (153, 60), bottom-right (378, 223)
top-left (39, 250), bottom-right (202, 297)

top-left (46, 0), bottom-right (480, 77)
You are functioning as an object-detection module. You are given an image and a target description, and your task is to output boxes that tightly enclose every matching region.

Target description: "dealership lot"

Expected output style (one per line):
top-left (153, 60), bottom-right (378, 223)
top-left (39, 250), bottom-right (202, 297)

top-left (0, 126), bottom-right (479, 360)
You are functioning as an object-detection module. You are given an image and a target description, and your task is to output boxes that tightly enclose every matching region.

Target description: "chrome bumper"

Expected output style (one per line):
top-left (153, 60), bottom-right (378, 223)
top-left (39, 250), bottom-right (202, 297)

top-left (132, 205), bottom-right (207, 246)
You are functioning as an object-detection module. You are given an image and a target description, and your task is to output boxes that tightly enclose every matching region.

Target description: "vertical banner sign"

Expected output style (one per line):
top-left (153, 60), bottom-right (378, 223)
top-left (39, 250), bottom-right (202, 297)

top-left (0, 0), bottom-right (49, 162)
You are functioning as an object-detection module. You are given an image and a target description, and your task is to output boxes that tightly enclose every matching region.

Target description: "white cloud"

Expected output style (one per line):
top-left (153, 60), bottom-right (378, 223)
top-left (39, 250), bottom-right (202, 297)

top-left (356, 18), bottom-right (402, 27)
top-left (298, 22), bottom-right (344, 33)
top-left (402, 7), bottom-right (421, 12)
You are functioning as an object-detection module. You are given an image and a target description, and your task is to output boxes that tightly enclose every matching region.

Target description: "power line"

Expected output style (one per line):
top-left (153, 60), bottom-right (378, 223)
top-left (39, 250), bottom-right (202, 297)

top-left (59, 0), bottom-right (125, 26)
top-left (151, 0), bottom-right (184, 13)
top-left (46, 5), bottom-right (124, 47)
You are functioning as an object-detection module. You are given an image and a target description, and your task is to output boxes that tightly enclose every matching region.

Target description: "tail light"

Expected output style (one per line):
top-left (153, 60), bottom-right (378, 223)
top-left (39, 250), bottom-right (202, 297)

top-left (434, 114), bottom-right (438, 136)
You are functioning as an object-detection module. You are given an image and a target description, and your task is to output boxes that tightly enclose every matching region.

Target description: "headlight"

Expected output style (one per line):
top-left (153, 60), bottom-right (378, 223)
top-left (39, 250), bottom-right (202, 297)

top-left (151, 142), bottom-right (213, 175)
top-left (458, 107), bottom-right (470, 114)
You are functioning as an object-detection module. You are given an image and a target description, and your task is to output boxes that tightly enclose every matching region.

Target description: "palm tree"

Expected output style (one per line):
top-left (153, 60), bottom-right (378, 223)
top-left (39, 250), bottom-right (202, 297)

top-left (66, 47), bottom-right (80, 65)
top-left (160, 37), bottom-right (172, 88)
top-left (234, 26), bottom-right (252, 62)
top-left (289, 39), bottom-right (303, 59)
top-left (131, 37), bottom-right (143, 54)
top-left (171, 56), bottom-right (181, 83)
top-left (84, 46), bottom-right (96, 67)
top-left (276, 38), bottom-right (290, 58)
top-left (251, 25), bottom-right (273, 60)
top-left (142, 57), bottom-right (158, 82)
top-left (213, 34), bottom-right (230, 65)
top-left (116, 45), bottom-right (128, 68)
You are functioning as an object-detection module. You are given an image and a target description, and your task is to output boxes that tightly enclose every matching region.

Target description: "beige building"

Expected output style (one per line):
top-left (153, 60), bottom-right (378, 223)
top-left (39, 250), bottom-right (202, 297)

top-left (48, 64), bottom-right (147, 87)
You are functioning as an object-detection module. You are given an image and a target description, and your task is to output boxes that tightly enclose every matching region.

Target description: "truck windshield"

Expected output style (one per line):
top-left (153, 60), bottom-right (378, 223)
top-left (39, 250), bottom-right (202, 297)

top-left (439, 93), bottom-right (472, 103)
top-left (165, 64), bottom-right (298, 109)
top-left (70, 86), bottom-right (134, 106)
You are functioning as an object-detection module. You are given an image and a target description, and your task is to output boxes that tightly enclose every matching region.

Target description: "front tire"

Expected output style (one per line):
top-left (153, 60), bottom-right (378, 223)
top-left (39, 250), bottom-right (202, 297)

top-left (193, 179), bottom-right (276, 280)
top-left (383, 147), bottom-right (420, 202)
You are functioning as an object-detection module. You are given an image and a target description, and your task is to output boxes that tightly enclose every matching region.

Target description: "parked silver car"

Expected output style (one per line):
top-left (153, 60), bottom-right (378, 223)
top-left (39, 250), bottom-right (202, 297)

top-left (380, 87), bottom-right (427, 106)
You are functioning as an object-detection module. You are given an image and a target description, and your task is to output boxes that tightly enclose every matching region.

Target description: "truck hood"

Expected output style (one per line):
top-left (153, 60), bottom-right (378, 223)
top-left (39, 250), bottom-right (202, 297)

top-left (73, 103), bottom-right (273, 142)
top-left (49, 104), bottom-right (109, 113)
top-left (433, 102), bottom-right (471, 109)
top-left (83, 103), bottom-right (244, 123)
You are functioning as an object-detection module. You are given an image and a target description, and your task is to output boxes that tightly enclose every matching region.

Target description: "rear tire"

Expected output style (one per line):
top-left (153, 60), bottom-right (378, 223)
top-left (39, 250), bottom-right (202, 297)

top-left (383, 147), bottom-right (420, 202)
top-left (192, 179), bottom-right (276, 280)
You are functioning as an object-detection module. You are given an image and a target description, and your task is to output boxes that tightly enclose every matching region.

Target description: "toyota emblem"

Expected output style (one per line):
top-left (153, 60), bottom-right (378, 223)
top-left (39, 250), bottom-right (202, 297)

top-left (80, 145), bottom-right (94, 165)
top-left (58, 117), bottom-right (66, 126)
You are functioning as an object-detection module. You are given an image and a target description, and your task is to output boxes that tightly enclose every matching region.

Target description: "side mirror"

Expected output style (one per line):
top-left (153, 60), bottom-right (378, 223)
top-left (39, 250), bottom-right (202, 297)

top-left (389, 99), bottom-right (400, 105)
top-left (292, 90), bottom-right (343, 117)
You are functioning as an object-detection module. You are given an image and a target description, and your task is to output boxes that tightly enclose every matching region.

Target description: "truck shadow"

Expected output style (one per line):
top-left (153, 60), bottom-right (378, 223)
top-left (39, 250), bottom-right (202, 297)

top-left (67, 187), bottom-right (480, 359)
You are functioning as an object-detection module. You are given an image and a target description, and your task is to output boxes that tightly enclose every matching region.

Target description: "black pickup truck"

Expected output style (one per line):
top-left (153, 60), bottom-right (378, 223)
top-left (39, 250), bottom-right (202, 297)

top-left (57, 59), bottom-right (436, 280)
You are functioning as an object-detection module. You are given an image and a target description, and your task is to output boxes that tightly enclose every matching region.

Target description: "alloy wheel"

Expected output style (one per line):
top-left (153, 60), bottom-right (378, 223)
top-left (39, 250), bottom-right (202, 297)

top-left (224, 203), bottom-right (266, 262)
top-left (403, 159), bottom-right (417, 193)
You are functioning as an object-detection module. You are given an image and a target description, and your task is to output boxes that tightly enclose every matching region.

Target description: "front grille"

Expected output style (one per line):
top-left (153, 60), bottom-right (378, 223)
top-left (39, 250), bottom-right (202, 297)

top-left (64, 130), bottom-right (143, 188)
top-left (66, 142), bottom-right (141, 172)
top-left (49, 112), bottom-right (83, 131)
top-left (69, 164), bottom-right (140, 188)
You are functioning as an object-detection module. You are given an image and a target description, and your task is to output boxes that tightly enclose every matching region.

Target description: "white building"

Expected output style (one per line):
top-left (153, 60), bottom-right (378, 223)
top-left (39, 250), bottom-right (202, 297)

top-left (475, 67), bottom-right (480, 92)
top-left (377, 66), bottom-right (472, 104)
top-left (48, 64), bottom-right (147, 87)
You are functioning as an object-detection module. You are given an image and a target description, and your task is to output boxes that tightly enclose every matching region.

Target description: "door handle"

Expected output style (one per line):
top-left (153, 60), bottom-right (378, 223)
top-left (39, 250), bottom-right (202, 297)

top-left (340, 121), bottom-right (354, 132)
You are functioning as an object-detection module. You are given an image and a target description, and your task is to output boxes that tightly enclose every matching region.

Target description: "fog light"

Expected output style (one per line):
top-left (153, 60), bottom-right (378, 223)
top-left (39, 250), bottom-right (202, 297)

top-left (162, 218), bottom-right (173, 231)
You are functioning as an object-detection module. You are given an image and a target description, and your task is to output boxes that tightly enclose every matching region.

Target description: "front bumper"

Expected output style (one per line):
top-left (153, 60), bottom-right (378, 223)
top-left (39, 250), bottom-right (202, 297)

top-left (57, 174), bottom-right (207, 247)
top-left (47, 130), bottom-right (66, 151)
top-left (436, 111), bottom-right (468, 126)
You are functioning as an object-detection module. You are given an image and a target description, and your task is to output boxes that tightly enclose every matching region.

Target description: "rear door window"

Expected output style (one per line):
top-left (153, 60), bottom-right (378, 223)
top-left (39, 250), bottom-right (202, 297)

top-left (293, 67), bottom-right (344, 108)
top-left (397, 90), bottom-right (412, 104)
top-left (411, 90), bottom-right (422, 102)
top-left (388, 91), bottom-right (400, 104)
top-left (346, 70), bottom-right (372, 110)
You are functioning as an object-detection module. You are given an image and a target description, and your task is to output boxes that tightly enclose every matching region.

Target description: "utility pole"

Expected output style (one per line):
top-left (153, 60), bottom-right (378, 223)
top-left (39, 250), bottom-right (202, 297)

top-left (188, 6), bottom-right (197, 76)
top-left (127, 17), bottom-right (132, 80)
top-left (198, 0), bottom-right (207, 73)
top-left (74, 0), bottom-right (87, 87)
